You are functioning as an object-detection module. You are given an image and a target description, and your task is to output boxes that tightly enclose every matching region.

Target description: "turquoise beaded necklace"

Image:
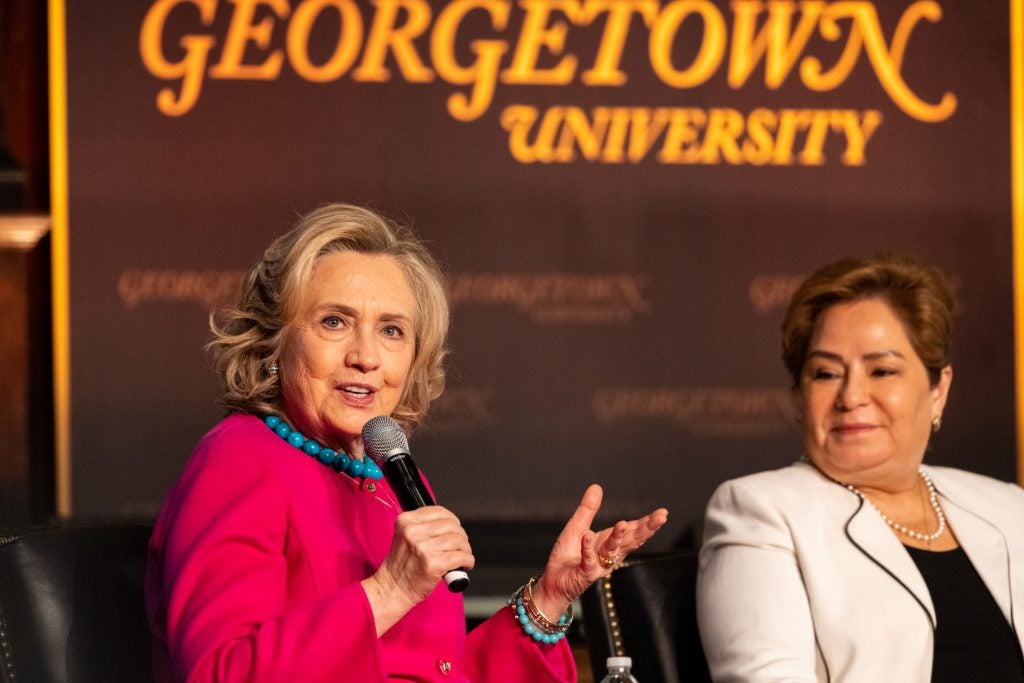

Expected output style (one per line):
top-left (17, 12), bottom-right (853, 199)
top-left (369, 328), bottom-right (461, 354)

top-left (262, 414), bottom-right (383, 481)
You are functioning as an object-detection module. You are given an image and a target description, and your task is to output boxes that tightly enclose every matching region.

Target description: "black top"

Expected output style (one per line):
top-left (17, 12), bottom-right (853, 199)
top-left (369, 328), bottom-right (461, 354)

top-left (905, 545), bottom-right (1024, 683)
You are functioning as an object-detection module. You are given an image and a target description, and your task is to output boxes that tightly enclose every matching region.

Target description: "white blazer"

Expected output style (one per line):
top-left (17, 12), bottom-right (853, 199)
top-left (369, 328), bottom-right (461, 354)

top-left (696, 461), bottom-right (1024, 682)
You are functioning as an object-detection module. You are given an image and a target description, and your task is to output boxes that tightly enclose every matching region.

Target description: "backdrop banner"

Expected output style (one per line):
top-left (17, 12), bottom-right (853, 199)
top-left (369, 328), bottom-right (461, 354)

top-left (62, 0), bottom-right (1015, 544)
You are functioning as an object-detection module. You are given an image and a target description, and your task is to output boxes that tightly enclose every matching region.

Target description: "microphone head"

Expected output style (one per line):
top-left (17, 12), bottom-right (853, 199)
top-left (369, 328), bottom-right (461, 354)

top-left (362, 415), bottom-right (409, 464)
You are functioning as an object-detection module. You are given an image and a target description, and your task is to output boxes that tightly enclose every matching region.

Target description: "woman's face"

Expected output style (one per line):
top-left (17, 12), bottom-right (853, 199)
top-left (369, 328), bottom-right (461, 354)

top-left (798, 298), bottom-right (952, 489)
top-left (279, 250), bottom-right (416, 456)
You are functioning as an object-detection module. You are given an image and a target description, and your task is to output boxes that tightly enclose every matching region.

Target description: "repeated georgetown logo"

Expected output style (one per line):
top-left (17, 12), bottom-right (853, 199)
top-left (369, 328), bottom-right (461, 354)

top-left (116, 269), bottom-right (650, 323)
top-left (748, 273), bottom-right (804, 314)
top-left (593, 386), bottom-right (795, 436)
top-left (448, 272), bottom-right (650, 324)
top-left (140, 0), bottom-right (956, 166)
top-left (118, 268), bottom-right (247, 308)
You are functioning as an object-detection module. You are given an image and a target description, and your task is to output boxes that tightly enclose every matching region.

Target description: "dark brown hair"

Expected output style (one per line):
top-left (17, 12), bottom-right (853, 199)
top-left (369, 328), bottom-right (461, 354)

top-left (781, 253), bottom-right (954, 387)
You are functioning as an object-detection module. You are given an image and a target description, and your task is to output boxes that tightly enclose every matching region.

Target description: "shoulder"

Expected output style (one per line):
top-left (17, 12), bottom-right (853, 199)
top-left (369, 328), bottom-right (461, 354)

top-left (163, 414), bottom-right (294, 511)
top-left (927, 465), bottom-right (1024, 509)
top-left (708, 460), bottom-right (833, 509)
top-left (185, 413), bottom-right (292, 475)
top-left (195, 413), bottom-right (278, 456)
top-left (702, 462), bottom-right (851, 548)
top-left (703, 461), bottom-right (860, 539)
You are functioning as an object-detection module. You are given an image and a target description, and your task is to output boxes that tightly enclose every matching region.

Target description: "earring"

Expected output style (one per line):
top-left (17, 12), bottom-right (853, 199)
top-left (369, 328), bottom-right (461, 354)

top-left (269, 362), bottom-right (279, 376)
top-left (931, 415), bottom-right (942, 433)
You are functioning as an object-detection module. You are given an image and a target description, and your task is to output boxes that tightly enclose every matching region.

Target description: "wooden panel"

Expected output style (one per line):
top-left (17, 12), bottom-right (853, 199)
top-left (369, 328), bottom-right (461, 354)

top-left (0, 215), bottom-right (52, 523)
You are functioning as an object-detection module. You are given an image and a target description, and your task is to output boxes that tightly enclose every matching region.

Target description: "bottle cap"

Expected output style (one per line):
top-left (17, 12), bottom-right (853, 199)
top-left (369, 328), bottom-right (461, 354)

top-left (607, 656), bottom-right (632, 668)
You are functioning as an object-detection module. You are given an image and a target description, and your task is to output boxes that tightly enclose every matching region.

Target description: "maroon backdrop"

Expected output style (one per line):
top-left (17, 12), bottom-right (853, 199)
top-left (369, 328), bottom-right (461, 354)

top-left (60, 0), bottom-right (1015, 545)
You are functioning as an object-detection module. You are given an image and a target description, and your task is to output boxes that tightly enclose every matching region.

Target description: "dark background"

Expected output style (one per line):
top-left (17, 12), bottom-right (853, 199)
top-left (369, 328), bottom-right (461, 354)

top-left (1, 2), bottom-right (1017, 564)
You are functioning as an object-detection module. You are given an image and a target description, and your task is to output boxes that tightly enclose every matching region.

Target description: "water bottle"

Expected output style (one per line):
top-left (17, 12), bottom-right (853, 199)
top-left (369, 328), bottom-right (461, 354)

top-left (598, 656), bottom-right (639, 683)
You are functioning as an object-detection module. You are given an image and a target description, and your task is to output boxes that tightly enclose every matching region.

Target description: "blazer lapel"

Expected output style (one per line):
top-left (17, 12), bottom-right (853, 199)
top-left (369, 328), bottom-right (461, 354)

top-left (844, 496), bottom-right (937, 626)
top-left (930, 475), bottom-right (1012, 623)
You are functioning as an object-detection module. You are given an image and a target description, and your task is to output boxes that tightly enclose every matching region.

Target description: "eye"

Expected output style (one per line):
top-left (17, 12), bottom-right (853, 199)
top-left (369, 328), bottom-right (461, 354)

top-left (382, 324), bottom-right (405, 338)
top-left (810, 367), bottom-right (841, 381)
top-left (871, 367), bottom-right (898, 377)
top-left (321, 315), bottom-right (344, 329)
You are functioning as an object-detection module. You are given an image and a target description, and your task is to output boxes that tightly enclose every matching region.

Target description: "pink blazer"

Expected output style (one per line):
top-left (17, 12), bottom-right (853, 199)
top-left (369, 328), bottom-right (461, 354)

top-left (146, 414), bottom-right (576, 682)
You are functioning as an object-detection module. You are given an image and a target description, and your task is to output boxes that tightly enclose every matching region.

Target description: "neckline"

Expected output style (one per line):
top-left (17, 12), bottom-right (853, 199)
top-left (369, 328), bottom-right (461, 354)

top-left (904, 543), bottom-right (963, 556)
top-left (844, 467), bottom-right (947, 543)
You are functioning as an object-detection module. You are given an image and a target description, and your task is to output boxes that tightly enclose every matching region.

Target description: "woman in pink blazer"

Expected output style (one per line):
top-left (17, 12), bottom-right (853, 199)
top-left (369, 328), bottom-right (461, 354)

top-left (146, 203), bottom-right (668, 682)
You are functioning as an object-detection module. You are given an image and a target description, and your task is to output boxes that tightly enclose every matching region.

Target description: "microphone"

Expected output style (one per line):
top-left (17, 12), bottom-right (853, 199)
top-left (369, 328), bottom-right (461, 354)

top-left (362, 415), bottom-right (471, 593)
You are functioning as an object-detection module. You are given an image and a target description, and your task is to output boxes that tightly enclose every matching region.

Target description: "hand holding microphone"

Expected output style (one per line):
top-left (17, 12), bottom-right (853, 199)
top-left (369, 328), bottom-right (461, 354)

top-left (363, 416), bottom-right (471, 593)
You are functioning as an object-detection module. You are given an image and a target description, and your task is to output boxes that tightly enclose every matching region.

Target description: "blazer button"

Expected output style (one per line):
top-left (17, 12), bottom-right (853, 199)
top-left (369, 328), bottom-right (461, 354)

top-left (436, 658), bottom-right (453, 676)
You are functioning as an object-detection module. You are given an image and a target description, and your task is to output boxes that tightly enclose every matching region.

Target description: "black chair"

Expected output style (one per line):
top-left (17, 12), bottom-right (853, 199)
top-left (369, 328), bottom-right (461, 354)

top-left (0, 523), bottom-right (154, 682)
top-left (581, 549), bottom-right (711, 683)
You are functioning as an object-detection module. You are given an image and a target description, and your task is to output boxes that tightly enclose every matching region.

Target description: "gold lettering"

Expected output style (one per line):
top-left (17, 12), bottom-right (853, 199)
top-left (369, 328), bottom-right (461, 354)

top-left (503, 0), bottom-right (581, 84)
top-left (503, 105), bottom-right (881, 165)
top-left (742, 107), bottom-right (776, 164)
top-left (580, 0), bottom-right (659, 86)
top-left (622, 108), bottom-right (672, 162)
top-left (771, 108), bottom-right (811, 164)
top-left (844, 1), bottom-right (956, 122)
top-left (597, 108), bottom-right (678, 163)
top-left (649, 0), bottom-right (726, 88)
top-left (354, 0), bottom-right (434, 82)
top-left (287, 0), bottom-right (364, 82)
top-left (729, 1), bottom-right (825, 88)
top-left (658, 108), bottom-right (707, 163)
top-left (139, 0), bottom-right (949, 134)
top-left (599, 108), bottom-right (632, 162)
top-left (834, 109), bottom-right (883, 165)
top-left (139, 0), bottom-right (217, 116)
top-left (799, 3), bottom-right (862, 90)
top-left (209, 0), bottom-right (288, 79)
top-left (432, 0), bottom-right (511, 121)
top-left (500, 104), bottom-right (545, 161)
top-left (796, 107), bottom-right (831, 164)
top-left (554, 106), bottom-right (610, 161)
top-left (700, 107), bottom-right (744, 163)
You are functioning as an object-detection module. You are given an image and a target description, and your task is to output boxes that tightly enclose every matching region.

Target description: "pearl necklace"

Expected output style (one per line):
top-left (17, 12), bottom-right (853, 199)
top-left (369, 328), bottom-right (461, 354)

top-left (845, 467), bottom-right (946, 542)
top-left (262, 414), bottom-right (383, 481)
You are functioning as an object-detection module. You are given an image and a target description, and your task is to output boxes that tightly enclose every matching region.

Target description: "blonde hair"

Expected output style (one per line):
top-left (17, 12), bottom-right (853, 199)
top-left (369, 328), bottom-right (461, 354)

top-left (208, 204), bottom-right (448, 431)
top-left (781, 253), bottom-right (954, 388)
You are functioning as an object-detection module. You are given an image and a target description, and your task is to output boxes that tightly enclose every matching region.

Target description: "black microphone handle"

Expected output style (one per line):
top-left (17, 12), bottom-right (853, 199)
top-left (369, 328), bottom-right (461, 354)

top-left (382, 452), bottom-right (471, 593)
top-left (383, 452), bottom-right (434, 510)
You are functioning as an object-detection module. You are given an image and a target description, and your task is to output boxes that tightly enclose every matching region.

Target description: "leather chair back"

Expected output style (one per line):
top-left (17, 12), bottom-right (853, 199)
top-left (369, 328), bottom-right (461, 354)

top-left (581, 549), bottom-right (711, 683)
top-left (0, 524), bottom-right (154, 682)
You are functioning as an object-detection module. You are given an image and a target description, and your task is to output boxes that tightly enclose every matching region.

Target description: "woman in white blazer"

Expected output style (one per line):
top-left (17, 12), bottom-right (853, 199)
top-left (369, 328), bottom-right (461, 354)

top-left (697, 254), bottom-right (1024, 682)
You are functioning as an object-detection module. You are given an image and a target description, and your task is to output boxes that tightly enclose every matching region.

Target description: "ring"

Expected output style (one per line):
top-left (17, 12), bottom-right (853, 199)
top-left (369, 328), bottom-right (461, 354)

top-left (598, 550), bottom-right (621, 568)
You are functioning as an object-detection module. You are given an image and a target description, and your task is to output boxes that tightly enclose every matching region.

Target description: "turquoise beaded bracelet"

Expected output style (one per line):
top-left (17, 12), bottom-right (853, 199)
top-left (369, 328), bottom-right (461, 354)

top-left (507, 575), bottom-right (572, 645)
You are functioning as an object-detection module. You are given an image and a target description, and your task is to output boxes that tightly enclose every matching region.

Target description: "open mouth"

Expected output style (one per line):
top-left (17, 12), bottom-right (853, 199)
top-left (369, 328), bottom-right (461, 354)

top-left (341, 385), bottom-right (373, 397)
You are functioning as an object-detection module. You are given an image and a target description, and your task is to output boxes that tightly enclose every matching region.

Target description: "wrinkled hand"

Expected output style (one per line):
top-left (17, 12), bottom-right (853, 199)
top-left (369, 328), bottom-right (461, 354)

top-left (533, 484), bottom-right (668, 619)
top-left (362, 506), bottom-right (475, 635)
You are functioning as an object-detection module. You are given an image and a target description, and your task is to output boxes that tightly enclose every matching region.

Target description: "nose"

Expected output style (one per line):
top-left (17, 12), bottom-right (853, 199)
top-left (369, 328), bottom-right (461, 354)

top-left (345, 328), bottom-right (381, 372)
top-left (835, 370), bottom-right (866, 411)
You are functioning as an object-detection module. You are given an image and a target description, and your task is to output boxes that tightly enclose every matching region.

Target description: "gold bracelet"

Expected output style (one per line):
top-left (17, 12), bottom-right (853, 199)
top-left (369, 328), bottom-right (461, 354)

top-left (507, 576), bottom-right (573, 644)
top-left (522, 575), bottom-right (573, 634)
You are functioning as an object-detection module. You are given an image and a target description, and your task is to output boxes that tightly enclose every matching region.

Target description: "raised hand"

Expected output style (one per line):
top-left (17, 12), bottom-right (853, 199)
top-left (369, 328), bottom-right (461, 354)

top-left (532, 484), bottom-right (668, 619)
